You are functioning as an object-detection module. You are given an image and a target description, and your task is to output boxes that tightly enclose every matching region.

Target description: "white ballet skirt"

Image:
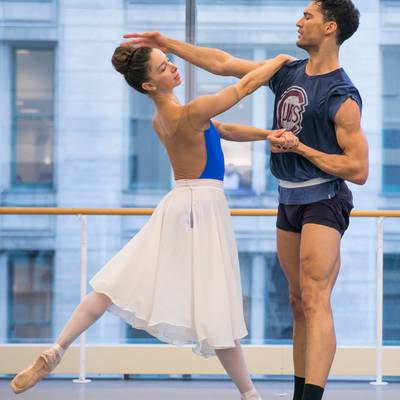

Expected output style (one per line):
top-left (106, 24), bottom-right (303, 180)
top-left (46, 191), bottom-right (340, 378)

top-left (89, 179), bottom-right (248, 357)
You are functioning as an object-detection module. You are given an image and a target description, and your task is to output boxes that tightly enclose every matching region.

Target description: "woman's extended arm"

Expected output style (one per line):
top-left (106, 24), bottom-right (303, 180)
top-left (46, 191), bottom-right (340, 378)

top-left (213, 120), bottom-right (298, 148)
top-left (187, 54), bottom-right (290, 129)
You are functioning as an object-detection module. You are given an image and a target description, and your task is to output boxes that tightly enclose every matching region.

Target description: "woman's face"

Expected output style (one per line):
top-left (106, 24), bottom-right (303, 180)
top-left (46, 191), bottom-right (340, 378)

top-left (144, 49), bottom-right (182, 93)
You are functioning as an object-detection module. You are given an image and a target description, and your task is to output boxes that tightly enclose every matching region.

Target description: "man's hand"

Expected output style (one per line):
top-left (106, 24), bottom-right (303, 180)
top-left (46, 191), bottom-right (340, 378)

top-left (269, 130), bottom-right (299, 152)
top-left (122, 32), bottom-right (168, 52)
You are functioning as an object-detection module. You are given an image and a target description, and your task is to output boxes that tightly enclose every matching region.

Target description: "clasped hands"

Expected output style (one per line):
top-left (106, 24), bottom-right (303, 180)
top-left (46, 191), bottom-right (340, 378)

top-left (268, 129), bottom-right (299, 153)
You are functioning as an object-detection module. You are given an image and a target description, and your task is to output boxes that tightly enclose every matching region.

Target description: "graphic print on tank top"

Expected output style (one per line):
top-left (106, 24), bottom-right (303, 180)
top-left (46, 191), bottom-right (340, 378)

top-left (276, 86), bottom-right (309, 136)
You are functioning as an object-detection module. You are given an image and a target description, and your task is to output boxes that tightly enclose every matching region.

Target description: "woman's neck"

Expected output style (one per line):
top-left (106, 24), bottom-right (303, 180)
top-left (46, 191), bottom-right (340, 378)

top-left (151, 91), bottom-right (181, 109)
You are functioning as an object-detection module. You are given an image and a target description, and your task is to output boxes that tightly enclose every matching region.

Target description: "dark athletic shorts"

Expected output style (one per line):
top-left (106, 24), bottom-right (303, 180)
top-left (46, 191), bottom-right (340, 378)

top-left (276, 181), bottom-right (354, 236)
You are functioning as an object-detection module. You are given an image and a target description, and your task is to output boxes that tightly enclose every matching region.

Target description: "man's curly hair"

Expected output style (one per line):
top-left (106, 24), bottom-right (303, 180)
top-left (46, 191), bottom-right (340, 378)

top-left (316, 0), bottom-right (360, 45)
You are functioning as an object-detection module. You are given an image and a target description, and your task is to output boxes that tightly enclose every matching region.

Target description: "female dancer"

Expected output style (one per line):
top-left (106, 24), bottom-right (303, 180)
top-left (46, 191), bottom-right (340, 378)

top-left (10, 45), bottom-right (297, 399)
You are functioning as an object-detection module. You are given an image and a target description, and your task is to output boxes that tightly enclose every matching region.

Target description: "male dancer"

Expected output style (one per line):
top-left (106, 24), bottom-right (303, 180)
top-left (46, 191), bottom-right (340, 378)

top-left (124, 1), bottom-right (369, 399)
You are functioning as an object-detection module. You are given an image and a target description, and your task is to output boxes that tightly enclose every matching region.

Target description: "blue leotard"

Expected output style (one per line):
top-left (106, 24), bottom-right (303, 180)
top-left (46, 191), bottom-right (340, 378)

top-left (199, 121), bottom-right (225, 181)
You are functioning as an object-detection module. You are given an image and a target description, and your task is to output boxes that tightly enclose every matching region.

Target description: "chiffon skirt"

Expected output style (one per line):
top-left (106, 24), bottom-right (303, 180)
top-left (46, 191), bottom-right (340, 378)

top-left (89, 179), bottom-right (248, 357)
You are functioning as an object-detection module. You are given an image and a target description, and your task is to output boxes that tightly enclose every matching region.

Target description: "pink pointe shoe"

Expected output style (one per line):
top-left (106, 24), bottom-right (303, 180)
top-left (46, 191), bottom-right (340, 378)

top-left (10, 345), bottom-right (64, 394)
top-left (241, 388), bottom-right (262, 400)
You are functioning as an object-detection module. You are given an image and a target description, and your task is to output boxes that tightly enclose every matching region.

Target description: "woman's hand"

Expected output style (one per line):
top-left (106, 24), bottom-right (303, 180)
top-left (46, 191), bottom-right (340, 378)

top-left (122, 31), bottom-right (169, 52)
top-left (275, 54), bottom-right (298, 64)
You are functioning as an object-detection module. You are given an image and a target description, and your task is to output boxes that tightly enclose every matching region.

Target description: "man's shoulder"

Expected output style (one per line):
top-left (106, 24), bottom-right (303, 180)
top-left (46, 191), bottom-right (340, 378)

top-left (279, 58), bottom-right (308, 74)
top-left (327, 69), bottom-right (361, 97)
top-left (269, 59), bottom-right (307, 92)
top-left (325, 69), bottom-right (363, 116)
top-left (286, 58), bottom-right (308, 68)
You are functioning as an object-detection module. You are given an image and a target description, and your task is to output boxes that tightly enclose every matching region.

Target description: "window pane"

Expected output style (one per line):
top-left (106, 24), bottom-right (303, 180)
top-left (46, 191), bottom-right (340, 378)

top-left (384, 253), bottom-right (400, 344)
top-left (13, 48), bottom-right (54, 186)
top-left (382, 130), bottom-right (400, 190)
top-left (8, 251), bottom-right (54, 343)
top-left (382, 48), bottom-right (400, 193)
top-left (14, 118), bottom-right (53, 185)
top-left (15, 49), bottom-right (53, 116)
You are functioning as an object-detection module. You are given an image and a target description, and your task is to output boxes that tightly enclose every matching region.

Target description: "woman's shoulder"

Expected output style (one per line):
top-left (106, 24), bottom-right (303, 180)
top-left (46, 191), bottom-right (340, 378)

top-left (183, 103), bottom-right (212, 133)
top-left (153, 105), bottom-right (186, 138)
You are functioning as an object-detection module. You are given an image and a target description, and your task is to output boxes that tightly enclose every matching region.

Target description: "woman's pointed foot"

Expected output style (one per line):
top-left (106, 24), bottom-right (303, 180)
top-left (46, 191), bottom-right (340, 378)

top-left (10, 345), bottom-right (63, 394)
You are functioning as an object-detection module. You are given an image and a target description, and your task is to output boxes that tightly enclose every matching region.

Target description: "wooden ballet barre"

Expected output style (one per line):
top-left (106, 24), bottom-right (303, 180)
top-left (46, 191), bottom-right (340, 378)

top-left (0, 207), bottom-right (400, 217)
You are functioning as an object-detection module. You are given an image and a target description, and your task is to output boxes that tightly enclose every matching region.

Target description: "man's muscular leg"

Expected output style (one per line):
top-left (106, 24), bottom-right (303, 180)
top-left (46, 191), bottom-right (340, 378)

top-left (277, 228), bottom-right (305, 400)
top-left (299, 223), bottom-right (341, 399)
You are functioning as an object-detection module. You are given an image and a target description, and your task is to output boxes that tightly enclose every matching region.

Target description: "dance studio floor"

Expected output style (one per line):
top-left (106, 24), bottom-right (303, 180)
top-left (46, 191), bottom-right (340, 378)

top-left (1, 379), bottom-right (399, 399)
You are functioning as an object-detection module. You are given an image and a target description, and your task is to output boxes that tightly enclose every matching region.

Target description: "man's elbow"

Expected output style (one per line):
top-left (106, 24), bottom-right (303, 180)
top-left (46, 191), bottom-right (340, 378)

top-left (215, 56), bottom-right (236, 76)
top-left (351, 166), bottom-right (369, 185)
top-left (352, 176), bottom-right (368, 185)
top-left (219, 57), bottom-right (245, 77)
top-left (212, 61), bottom-right (226, 76)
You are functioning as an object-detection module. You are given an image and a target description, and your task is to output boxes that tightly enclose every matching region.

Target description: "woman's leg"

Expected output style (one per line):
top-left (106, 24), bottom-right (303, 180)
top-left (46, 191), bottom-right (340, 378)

top-left (56, 291), bottom-right (112, 350)
top-left (10, 291), bottom-right (111, 394)
top-left (215, 341), bottom-right (260, 398)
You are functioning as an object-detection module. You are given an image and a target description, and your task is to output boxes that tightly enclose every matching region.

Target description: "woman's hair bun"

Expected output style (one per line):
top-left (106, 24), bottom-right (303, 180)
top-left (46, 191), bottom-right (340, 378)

top-left (112, 46), bottom-right (136, 75)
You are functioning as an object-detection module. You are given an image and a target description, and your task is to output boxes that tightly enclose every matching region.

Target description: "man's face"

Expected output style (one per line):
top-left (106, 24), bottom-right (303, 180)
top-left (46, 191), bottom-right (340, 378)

top-left (296, 2), bottom-right (334, 50)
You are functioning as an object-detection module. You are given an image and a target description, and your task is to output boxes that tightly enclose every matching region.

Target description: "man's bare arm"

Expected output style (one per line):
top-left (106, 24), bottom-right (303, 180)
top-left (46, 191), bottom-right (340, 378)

top-left (273, 99), bottom-right (369, 185)
top-left (123, 32), bottom-right (266, 78)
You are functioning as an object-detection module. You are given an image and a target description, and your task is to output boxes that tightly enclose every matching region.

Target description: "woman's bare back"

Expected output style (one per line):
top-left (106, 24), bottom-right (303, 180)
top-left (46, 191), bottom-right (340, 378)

top-left (153, 104), bottom-right (212, 181)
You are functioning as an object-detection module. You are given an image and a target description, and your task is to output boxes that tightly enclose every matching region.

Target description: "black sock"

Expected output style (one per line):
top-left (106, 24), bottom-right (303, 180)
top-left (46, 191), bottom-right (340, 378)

top-left (301, 384), bottom-right (324, 400)
top-left (293, 376), bottom-right (305, 400)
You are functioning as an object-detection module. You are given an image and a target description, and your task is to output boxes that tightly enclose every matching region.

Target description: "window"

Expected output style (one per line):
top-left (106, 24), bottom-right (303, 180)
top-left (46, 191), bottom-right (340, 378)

top-left (383, 253), bottom-right (400, 344)
top-left (382, 47), bottom-right (400, 193)
top-left (12, 47), bottom-right (55, 187)
top-left (8, 251), bottom-right (54, 343)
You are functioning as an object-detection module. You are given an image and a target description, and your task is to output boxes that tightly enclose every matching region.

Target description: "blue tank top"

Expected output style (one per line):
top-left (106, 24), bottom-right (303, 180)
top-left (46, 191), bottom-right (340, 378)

top-left (269, 59), bottom-right (362, 204)
top-left (199, 121), bottom-right (225, 181)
